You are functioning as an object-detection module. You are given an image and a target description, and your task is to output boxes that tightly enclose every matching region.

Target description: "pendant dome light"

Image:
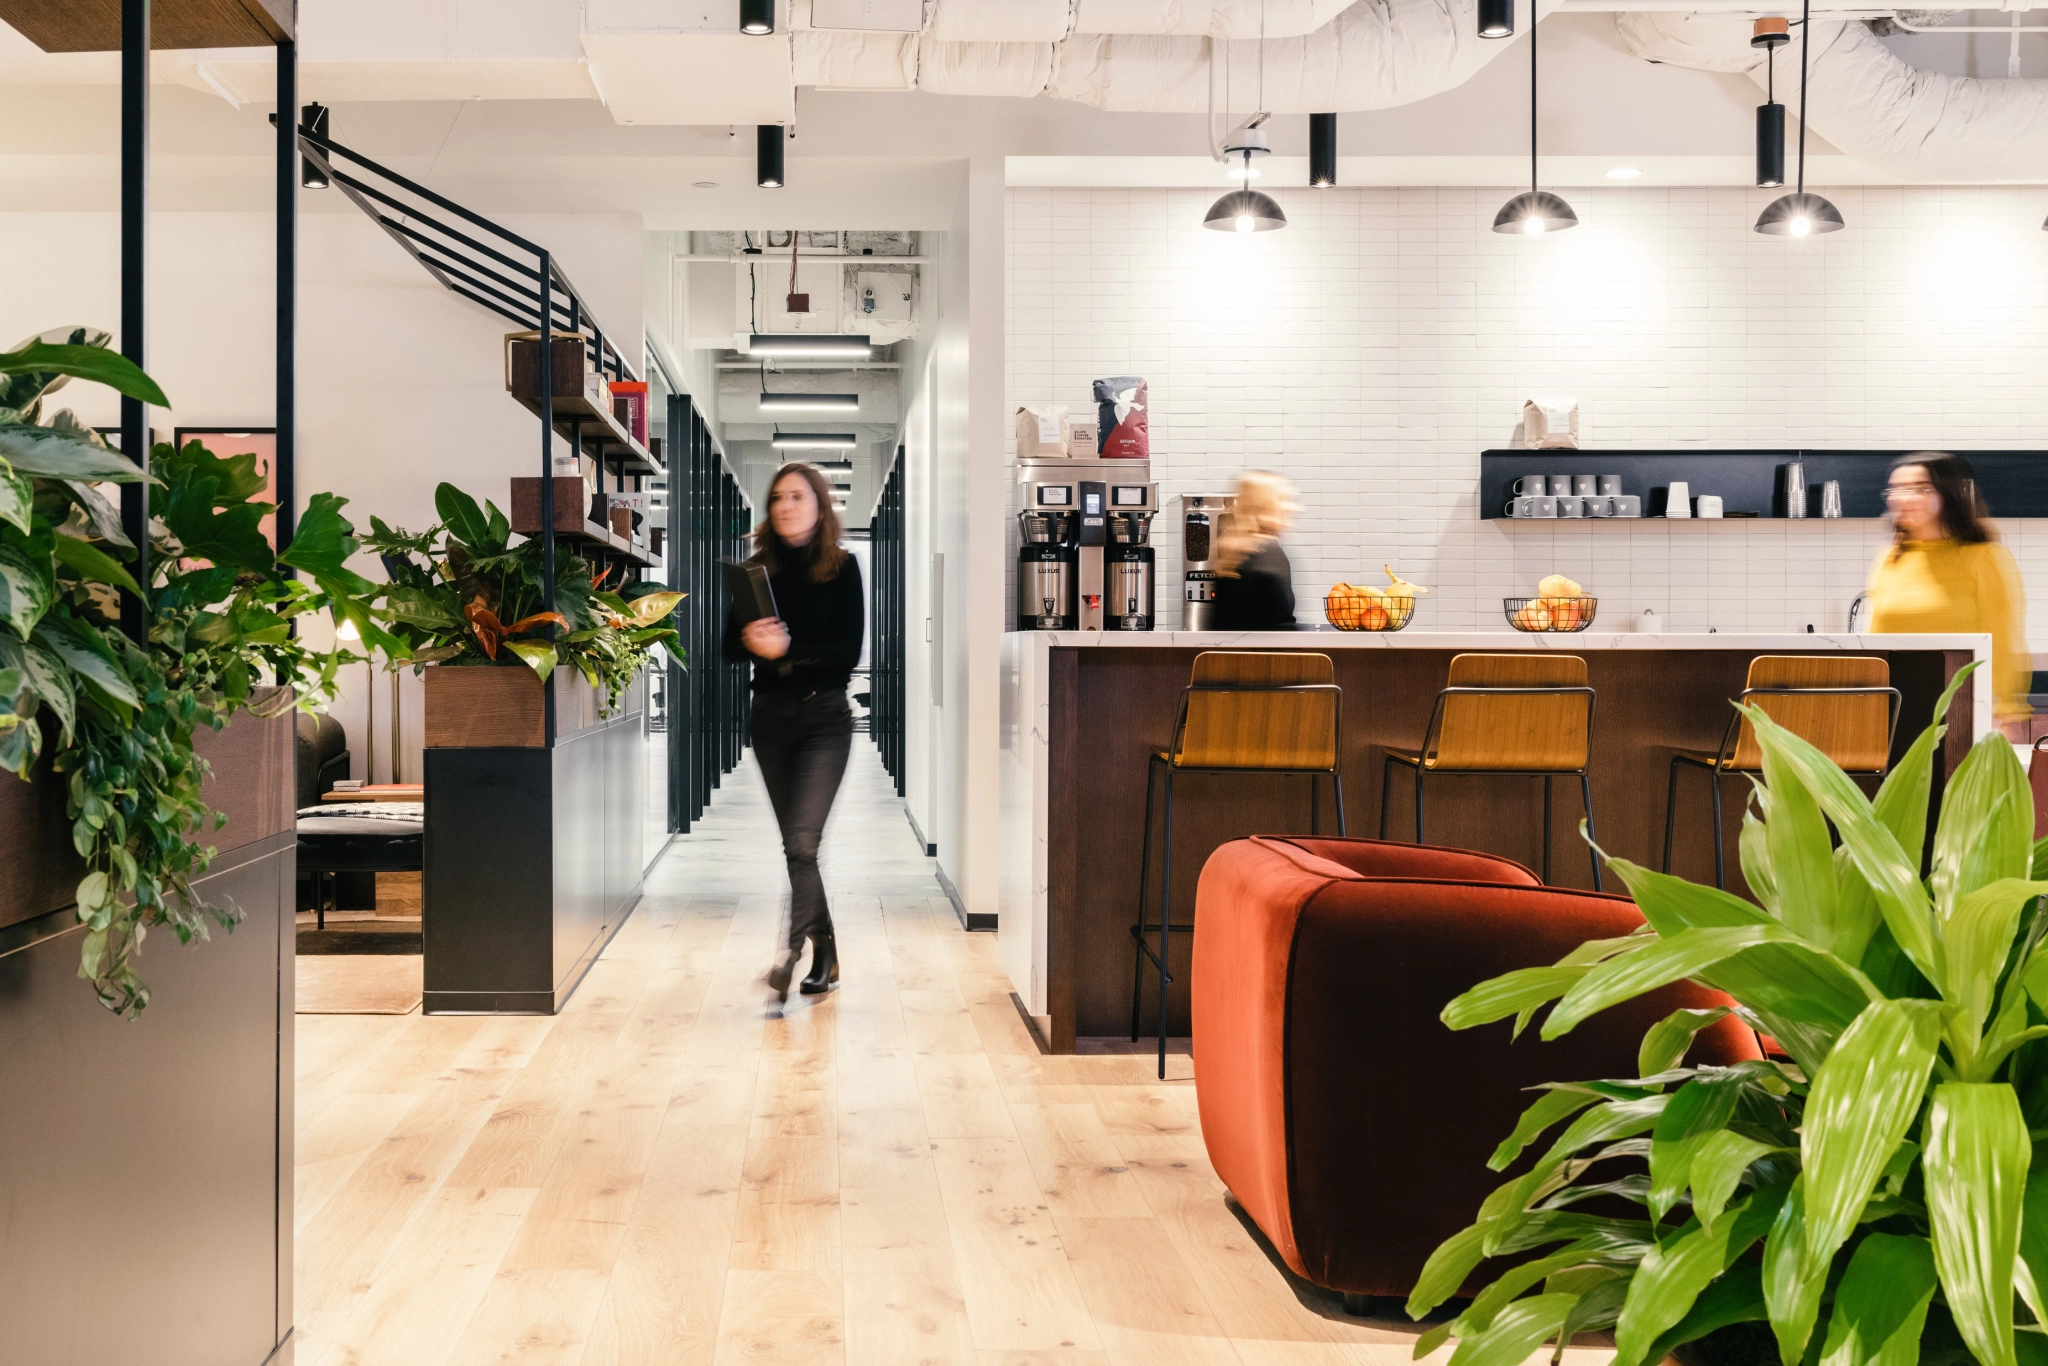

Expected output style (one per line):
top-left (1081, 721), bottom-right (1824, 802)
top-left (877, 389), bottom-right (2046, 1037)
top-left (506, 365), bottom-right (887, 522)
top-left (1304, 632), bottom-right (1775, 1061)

top-left (1752, 19), bottom-right (1788, 187)
top-left (1204, 2), bottom-right (1288, 232)
top-left (1755, 0), bottom-right (1844, 236)
top-left (1492, 9), bottom-right (1577, 235)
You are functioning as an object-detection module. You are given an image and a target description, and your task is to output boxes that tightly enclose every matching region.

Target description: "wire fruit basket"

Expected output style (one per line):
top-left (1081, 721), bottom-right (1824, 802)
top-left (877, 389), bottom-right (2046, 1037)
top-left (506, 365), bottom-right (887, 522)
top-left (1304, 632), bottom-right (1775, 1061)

top-left (1504, 596), bottom-right (1598, 632)
top-left (1325, 594), bottom-right (1416, 631)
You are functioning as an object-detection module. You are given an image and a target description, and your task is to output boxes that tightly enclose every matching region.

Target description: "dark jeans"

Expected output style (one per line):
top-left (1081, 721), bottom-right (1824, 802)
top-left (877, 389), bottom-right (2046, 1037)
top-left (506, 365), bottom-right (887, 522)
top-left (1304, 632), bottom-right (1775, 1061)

top-left (751, 689), bottom-right (853, 951)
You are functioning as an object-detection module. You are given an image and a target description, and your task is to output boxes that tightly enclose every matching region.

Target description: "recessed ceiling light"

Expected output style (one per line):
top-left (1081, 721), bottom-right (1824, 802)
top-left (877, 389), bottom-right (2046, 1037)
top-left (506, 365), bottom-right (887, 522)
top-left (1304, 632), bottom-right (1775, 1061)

top-left (693, 180), bottom-right (719, 189)
top-left (1606, 167), bottom-right (1642, 180)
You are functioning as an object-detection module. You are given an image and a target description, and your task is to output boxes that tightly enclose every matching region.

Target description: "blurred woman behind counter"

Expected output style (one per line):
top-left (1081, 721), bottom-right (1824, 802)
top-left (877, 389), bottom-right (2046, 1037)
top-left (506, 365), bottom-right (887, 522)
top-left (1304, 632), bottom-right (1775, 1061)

top-left (1868, 454), bottom-right (2032, 735)
top-left (1211, 469), bottom-right (1302, 631)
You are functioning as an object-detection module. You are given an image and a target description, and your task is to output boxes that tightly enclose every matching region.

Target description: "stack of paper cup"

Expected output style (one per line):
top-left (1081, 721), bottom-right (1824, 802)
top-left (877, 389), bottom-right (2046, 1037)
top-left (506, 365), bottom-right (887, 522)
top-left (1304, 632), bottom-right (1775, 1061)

top-left (1665, 481), bottom-right (1691, 519)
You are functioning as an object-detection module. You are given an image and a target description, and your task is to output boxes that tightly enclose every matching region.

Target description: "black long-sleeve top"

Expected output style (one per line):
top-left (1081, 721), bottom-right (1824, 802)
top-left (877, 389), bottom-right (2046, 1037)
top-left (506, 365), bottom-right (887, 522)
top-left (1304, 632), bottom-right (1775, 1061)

top-left (1212, 542), bottom-right (1298, 631)
top-left (722, 552), bottom-right (865, 696)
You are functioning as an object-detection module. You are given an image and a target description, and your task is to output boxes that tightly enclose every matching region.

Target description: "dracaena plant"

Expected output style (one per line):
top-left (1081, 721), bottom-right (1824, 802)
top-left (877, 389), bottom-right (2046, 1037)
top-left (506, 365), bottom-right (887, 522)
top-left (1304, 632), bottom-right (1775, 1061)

top-left (1415, 664), bottom-right (2048, 1366)
top-left (2, 328), bottom-right (379, 1015)
top-left (361, 480), bottom-right (681, 716)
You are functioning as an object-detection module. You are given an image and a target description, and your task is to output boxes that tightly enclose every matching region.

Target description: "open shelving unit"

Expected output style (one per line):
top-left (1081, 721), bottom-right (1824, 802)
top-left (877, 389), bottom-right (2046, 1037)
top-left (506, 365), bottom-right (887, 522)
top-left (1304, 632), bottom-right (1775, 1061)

top-left (1480, 448), bottom-right (2048, 522)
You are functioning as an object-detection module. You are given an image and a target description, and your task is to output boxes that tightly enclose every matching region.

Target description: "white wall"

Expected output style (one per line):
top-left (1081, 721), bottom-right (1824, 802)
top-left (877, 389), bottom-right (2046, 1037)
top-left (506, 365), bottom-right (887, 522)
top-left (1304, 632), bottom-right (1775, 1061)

top-left (1006, 184), bottom-right (2048, 639)
top-left (0, 206), bottom-right (646, 784)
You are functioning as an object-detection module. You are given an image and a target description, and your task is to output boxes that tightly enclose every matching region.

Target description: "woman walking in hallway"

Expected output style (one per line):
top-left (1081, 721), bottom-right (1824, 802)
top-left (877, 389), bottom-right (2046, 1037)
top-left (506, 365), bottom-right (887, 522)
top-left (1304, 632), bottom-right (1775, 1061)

top-left (725, 462), bottom-right (864, 1001)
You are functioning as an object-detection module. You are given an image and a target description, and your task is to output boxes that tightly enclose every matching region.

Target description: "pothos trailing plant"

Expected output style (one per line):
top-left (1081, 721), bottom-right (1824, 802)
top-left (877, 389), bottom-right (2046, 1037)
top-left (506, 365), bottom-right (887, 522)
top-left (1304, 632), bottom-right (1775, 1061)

top-left (361, 480), bottom-right (681, 715)
top-left (1415, 662), bottom-right (2048, 1366)
top-left (1, 328), bottom-right (382, 1016)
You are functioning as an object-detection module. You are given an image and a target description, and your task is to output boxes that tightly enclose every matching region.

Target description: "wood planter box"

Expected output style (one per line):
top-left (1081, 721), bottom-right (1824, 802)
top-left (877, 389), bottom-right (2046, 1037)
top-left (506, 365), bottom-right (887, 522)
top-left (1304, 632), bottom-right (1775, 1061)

top-left (0, 694), bottom-right (294, 1365)
top-left (421, 663), bottom-right (647, 1014)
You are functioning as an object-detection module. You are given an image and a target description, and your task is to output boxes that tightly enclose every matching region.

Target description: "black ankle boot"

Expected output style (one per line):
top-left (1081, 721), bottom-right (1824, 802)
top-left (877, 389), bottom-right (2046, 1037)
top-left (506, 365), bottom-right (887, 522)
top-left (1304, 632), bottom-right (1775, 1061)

top-left (766, 946), bottom-right (801, 1003)
top-left (799, 932), bottom-right (840, 995)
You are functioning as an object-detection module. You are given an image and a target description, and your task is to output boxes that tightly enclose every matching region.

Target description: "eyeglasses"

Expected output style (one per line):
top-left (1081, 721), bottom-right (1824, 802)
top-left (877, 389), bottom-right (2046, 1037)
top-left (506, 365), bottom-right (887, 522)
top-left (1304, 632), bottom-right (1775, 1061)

top-left (1883, 482), bottom-right (1935, 501)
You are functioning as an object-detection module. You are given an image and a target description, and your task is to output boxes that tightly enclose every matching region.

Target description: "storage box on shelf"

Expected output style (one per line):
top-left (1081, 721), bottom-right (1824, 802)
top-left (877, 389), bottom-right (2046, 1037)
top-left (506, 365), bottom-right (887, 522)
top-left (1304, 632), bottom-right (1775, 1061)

top-left (509, 476), bottom-right (658, 567)
top-left (506, 334), bottom-right (663, 476)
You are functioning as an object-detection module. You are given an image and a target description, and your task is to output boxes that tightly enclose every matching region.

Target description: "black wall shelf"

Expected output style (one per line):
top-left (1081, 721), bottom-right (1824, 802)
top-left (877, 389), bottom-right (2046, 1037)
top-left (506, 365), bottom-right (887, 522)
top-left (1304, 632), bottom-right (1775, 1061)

top-left (1480, 449), bottom-right (2048, 522)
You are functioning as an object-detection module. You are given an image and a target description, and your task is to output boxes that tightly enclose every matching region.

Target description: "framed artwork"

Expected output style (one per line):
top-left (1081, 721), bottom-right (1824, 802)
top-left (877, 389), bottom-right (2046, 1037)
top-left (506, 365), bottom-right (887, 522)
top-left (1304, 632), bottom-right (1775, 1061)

top-left (174, 427), bottom-right (277, 550)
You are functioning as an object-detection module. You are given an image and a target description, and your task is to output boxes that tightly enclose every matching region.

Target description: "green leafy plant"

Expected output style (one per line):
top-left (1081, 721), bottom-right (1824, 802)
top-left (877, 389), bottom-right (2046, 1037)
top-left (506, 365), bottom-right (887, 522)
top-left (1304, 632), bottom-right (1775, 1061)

top-left (1417, 663), bottom-right (2048, 1366)
top-left (2, 328), bottom-right (378, 1015)
top-left (362, 480), bottom-right (681, 714)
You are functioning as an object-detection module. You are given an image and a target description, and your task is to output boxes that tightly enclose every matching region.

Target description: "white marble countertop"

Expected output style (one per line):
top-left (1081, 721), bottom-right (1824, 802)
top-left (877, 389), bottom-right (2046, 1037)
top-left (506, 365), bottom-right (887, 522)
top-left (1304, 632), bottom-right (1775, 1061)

top-left (1008, 629), bottom-right (1989, 652)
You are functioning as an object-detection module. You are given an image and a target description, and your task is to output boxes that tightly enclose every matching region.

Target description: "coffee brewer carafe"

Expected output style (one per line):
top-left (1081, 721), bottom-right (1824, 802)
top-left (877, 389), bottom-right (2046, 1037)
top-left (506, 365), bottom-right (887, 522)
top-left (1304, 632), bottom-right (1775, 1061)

top-left (1016, 484), bottom-right (1078, 630)
top-left (1104, 482), bottom-right (1159, 631)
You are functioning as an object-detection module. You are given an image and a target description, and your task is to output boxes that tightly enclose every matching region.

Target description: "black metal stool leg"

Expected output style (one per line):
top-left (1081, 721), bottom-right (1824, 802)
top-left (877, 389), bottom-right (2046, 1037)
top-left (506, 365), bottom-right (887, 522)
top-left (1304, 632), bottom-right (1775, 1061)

top-left (1663, 758), bottom-right (1681, 874)
top-left (1130, 757), bottom-right (1158, 1043)
top-left (1379, 755), bottom-right (1393, 839)
top-left (1156, 768), bottom-right (1176, 1080)
top-left (1581, 772), bottom-right (1602, 892)
top-left (1333, 772), bottom-right (1347, 836)
top-left (1414, 769), bottom-right (1426, 845)
top-left (1310, 773), bottom-right (1319, 835)
top-left (1711, 771), bottom-right (1727, 891)
top-left (1541, 775), bottom-right (1553, 885)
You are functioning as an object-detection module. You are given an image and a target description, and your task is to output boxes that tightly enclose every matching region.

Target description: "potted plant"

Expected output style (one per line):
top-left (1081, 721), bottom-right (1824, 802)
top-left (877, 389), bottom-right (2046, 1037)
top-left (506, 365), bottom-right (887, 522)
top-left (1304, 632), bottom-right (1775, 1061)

top-left (1, 327), bottom-right (379, 1014)
top-left (1416, 663), bottom-right (2048, 1366)
top-left (363, 480), bottom-right (680, 746)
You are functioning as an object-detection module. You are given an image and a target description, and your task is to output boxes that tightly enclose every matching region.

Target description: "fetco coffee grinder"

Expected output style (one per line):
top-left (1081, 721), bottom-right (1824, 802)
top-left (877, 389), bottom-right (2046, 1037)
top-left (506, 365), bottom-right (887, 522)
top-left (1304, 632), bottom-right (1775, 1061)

top-left (1104, 483), bottom-right (1159, 630)
top-left (1016, 481), bottom-right (1078, 630)
top-left (1176, 493), bottom-right (1236, 631)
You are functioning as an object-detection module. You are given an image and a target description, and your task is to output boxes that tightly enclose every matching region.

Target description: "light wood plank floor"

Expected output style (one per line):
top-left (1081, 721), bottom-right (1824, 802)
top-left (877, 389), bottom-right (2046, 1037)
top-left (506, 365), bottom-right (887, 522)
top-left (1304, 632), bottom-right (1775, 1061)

top-left (293, 740), bottom-right (1596, 1366)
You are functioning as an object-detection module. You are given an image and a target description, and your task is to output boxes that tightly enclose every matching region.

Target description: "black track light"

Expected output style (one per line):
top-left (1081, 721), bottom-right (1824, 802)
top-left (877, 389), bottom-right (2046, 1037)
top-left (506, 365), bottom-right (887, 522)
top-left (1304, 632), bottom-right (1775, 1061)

top-left (1309, 113), bottom-right (1337, 188)
top-left (1478, 0), bottom-right (1515, 39)
top-left (757, 125), bottom-right (784, 189)
top-left (301, 102), bottom-right (330, 189)
top-left (1754, 0), bottom-right (1843, 236)
top-left (740, 0), bottom-right (774, 35)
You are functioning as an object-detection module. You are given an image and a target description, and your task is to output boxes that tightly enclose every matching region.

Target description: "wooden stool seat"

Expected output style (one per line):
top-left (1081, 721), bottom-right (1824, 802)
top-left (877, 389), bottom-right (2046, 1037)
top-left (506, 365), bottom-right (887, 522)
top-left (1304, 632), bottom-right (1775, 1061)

top-left (1130, 651), bottom-right (1346, 1079)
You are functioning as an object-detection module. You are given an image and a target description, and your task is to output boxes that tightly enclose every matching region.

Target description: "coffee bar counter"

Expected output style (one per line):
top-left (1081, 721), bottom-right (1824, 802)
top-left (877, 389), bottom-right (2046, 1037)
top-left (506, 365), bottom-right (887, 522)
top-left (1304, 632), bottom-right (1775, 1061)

top-left (998, 630), bottom-right (1990, 1052)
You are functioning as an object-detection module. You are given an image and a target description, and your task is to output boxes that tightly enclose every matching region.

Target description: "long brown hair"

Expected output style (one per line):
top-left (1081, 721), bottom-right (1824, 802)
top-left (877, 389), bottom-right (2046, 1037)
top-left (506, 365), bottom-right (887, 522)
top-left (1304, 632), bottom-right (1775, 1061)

top-left (751, 461), bottom-right (848, 583)
top-left (1888, 453), bottom-right (1994, 558)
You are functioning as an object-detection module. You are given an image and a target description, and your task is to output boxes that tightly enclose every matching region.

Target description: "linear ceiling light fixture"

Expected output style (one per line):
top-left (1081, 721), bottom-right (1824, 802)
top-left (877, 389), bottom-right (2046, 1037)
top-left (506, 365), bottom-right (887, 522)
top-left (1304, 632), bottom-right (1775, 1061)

top-left (756, 124), bottom-right (784, 188)
top-left (772, 433), bottom-right (858, 450)
top-left (747, 334), bottom-right (872, 358)
top-left (1755, 0), bottom-right (1843, 236)
top-left (300, 103), bottom-right (331, 188)
top-left (1752, 18), bottom-right (1789, 188)
top-left (1493, 12), bottom-right (1577, 235)
top-left (740, 0), bottom-right (775, 34)
top-left (1309, 113), bottom-right (1337, 187)
top-left (1478, 0), bottom-right (1515, 40)
top-left (759, 392), bottom-right (860, 413)
top-left (812, 459), bottom-right (854, 472)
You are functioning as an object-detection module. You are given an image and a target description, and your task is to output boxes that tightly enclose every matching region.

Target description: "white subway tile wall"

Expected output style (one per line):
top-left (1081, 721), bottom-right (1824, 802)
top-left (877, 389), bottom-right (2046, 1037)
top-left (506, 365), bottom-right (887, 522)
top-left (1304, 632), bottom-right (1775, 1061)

top-left (1005, 185), bottom-right (2048, 641)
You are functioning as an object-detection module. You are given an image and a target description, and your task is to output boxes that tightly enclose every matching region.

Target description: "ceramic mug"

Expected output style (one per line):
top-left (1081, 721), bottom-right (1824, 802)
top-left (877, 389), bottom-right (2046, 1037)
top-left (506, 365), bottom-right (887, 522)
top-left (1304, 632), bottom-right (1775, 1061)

top-left (1585, 495), bottom-right (1617, 518)
top-left (1613, 495), bottom-right (1643, 517)
top-left (1548, 476), bottom-right (1574, 497)
top-left (1696, 495), bottom-right (1724, 519)
top-left (1573, 475), bottom-right (1597, 496)
top-left (1504, 495), bottom-right (1559, 518)
top-left (1514, 475), bottom-right (1550, 497)
top-left (1598, 475), bottom-right (1623, 496)
top-left (1557, 496), bottom-right (1588, 518)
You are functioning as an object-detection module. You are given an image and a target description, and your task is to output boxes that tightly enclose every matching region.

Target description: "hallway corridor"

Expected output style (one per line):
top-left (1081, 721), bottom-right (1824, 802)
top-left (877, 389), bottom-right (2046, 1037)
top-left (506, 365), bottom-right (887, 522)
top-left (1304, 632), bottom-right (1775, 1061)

top-left (290, 742), bottom-right (1433, 1365)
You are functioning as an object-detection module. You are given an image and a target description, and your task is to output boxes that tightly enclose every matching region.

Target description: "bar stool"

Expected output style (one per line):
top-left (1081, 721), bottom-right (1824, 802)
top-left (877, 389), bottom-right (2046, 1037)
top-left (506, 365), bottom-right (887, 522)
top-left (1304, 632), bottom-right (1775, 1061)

top-left (1380, 653), bottom-right (1600, 889)
top-left (1665, 656), bottom-right (1900, 889)
top-left (1129, 651), bottom-right (1345, 1078)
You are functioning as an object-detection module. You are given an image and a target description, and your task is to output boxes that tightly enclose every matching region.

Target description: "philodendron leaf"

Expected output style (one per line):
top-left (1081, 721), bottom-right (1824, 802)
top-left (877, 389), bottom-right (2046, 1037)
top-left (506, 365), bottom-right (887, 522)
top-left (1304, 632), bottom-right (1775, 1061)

top-left (0, 424), bottom-right (150, 481)
top-left (1817, 1232), bottom-right (1937, 1366)
top-left (1648, 1073), bottom-right (1746, 1225)
top-left (1933, 734), bottom-right (2034, 920)
top-left (57, 479), bottom-right (132, 548)
top-left (1742, 705), bottom-right (1941, 987)
top-left (434, 481), bottom-right (494, 551)
top-left (502, 639), bottom-right (556, 683)
top-left (0, 340), bottom-right (169, 405)
top-left (33, 618), bottom-right (138, 712)
top-left (1490, 1089), bottom-right (1601, 1172)
top-left (0, 529), bottom-right (56, 639)
top-left (0, 632), bottom-right (74, 743)
top-left (1640, 1007), bottom-right (1734, 1079)
top-left (1925, 1083), bottom-right (2029, 1366)
top-left (1612, 1188), bottom-right (1786, 1366)
top-left (1688, 1130), bottom-right (1782, 1234)
top-left (1445, 1292), bottom-right (1578, 1366)
top-left (0, 458), bottom-right (30, 535)
top-left (51, 532), bottom-right (139, 595)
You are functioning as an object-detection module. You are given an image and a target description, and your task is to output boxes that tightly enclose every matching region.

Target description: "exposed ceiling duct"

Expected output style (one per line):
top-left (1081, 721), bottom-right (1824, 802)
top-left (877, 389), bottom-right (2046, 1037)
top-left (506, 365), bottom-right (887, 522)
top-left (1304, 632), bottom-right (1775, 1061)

top-left (794, 0), bottom-right (1560, 111)
top-left (1619, 11), bottom-right (2048, 181)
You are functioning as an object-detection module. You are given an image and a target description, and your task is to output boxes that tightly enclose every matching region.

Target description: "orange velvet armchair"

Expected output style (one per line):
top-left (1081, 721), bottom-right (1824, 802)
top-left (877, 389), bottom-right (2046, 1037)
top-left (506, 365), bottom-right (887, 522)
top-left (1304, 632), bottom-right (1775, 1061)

top-left (1191, 835), bottom-right (1761, 1302)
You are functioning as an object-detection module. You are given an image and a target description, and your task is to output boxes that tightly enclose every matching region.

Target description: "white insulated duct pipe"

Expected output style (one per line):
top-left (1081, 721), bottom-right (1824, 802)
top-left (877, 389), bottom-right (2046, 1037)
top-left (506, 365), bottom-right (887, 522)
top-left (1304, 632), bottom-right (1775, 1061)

top-left (794, 0), bottom-right (1558, 112)
top-left (1619, 11), bottom-right (2048, 180)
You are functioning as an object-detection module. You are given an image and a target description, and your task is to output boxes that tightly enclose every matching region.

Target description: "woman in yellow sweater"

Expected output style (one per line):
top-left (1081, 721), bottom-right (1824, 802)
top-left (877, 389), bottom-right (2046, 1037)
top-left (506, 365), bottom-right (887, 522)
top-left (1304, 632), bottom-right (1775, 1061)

top-left (1868, 454), bottom-right (2032, 733)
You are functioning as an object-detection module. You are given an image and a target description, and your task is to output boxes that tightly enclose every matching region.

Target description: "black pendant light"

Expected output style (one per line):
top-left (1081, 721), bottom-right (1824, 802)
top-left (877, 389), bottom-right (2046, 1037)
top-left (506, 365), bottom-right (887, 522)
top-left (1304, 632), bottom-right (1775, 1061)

top-left (1478, 0), bottom-right (1515, 39)
top-left (300, 103), bottom-right (330, 189)
top-left (756, 124), bottom-right (784, 189)
top-left (1752, 19), bottom-right (1788, 188)
top-left (1755, 0), bottom-right (1843, 236)
top-left (740, 0), bottom-right (775, 35)
top-left (1493, 13), bottom-right (1577, 235)
top-left (1309, 113), bottom-right (1337, 187)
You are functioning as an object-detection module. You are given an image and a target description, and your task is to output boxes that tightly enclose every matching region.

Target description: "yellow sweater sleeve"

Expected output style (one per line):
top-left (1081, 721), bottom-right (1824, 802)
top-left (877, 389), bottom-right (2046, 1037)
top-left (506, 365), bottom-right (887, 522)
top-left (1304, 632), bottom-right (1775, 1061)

top-left (1976, 542), bottom-right (2032, 722)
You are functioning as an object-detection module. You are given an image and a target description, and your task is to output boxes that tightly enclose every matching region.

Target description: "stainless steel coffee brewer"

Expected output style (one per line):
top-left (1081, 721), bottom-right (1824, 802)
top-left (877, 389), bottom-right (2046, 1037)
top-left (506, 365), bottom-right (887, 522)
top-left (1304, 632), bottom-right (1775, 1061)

top-left (1176, 493), bottom-right (1235, 631)
top-left (1104, 483), bottom-right (1158, 630)
top-left (1016, 482), bottom-right (1078, 630)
